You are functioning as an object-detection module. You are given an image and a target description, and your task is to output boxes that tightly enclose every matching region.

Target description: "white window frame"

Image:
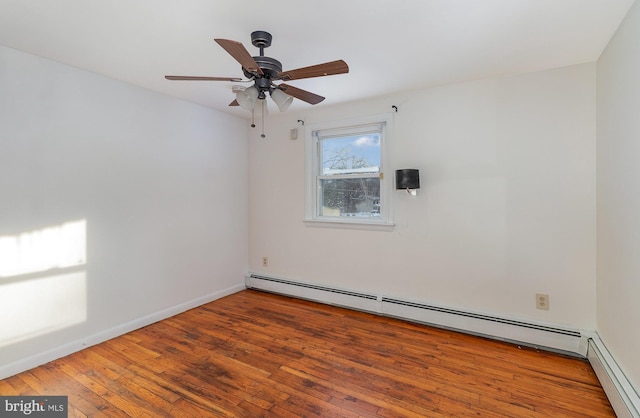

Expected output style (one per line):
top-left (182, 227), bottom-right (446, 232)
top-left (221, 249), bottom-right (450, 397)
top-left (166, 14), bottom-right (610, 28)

top-left (304, 113), bottom-right (394, 230)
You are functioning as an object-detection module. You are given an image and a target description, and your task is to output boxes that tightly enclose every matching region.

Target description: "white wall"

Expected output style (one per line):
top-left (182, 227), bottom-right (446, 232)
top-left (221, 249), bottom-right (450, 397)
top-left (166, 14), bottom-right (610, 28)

top-left (0, 46), bottom-right (248, 376)
top-left (250, 63), bottom-right (596, 329)
top-left (597, 0), bottom-right (640, 391)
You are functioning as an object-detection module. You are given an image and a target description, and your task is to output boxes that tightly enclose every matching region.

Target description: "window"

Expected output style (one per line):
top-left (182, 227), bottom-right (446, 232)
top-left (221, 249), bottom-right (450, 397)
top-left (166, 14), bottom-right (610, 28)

top-left (305, 114), bottom-right (393, 228)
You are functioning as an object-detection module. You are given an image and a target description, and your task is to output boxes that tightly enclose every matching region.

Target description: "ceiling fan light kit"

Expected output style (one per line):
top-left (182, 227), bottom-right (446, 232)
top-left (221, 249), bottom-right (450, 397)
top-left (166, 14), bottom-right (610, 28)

top-left (165, 30), bottom-right (349, 135)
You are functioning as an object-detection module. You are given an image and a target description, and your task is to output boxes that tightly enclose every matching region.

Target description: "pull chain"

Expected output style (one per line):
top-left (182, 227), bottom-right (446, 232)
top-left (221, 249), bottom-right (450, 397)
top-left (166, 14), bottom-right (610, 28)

top-left (260, 100), bottom-right (266, 138)
top-left (251, 106), bottom-right (256, 128)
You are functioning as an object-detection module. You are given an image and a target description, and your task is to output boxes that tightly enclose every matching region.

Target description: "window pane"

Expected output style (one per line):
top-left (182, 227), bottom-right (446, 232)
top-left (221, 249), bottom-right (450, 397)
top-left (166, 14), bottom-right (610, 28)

top-left (319, 178), bottom-right (380, 217)
top-left (321, 133), bottom-right (381, 175)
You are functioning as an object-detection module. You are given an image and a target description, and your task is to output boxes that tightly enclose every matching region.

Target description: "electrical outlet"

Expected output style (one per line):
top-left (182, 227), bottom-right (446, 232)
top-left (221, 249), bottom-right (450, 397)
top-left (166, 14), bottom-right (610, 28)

top-left (262, 256), bottom-right (268, 267)
top-left (536, 293), bottom-right (549, 310)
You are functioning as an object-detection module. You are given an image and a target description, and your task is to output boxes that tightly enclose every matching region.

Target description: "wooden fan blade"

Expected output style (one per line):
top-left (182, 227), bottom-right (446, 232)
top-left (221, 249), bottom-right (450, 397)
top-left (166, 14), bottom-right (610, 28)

top-left (214, 39), bottom-right (263, 75)
top-left (278, 60), bottom-right (348, 81)
top-left (278, 84), bottom-right (325, 105)
top-left (165, 75), bottom-right (242, 81)
top-left (229, 99), bottom-right (239, 106)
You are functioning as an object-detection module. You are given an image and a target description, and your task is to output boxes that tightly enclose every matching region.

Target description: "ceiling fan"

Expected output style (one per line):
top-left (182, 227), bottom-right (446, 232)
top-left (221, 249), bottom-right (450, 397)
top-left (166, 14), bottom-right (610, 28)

top-left (165, 30), bottom-right (349, 113)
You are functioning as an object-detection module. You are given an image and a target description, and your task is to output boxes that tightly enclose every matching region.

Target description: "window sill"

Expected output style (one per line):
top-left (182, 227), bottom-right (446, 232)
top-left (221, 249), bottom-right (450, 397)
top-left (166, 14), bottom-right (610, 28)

top-left (303, 218), bottom-right (395, 231)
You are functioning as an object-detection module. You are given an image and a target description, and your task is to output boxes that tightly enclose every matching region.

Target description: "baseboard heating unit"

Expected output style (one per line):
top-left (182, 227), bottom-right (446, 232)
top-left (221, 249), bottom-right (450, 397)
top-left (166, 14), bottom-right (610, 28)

top-left (246, 274), bottom-right (586, 356)
top-left (586, 333), bottom-right (640, 418)
top-left (246, 274), bottom-right (639, 417)
top-left (245, 274), bottom-right (380, 313)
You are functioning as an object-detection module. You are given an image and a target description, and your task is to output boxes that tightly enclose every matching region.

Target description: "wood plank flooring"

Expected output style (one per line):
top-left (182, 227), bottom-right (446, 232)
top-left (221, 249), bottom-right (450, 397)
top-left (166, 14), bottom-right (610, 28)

top-left (1, 289), bottom-right (614, 417)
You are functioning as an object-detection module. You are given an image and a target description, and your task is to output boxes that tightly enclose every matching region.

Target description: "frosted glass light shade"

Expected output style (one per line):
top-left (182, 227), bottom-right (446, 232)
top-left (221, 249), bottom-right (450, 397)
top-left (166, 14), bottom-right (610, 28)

top-left (236, 86), bottom-right (259, 110)
top-left (271, 89), bottom-right (293, 112)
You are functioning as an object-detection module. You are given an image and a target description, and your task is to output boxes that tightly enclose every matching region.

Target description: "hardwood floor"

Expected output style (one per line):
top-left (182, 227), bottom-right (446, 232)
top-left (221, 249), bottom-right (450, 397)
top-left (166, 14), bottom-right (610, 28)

top-left (1, 289), bottom-right (614, 417)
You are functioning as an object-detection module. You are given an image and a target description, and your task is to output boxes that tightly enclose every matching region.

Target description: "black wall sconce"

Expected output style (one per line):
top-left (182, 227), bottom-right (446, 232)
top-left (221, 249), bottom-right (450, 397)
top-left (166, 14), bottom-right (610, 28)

top-left (395, 169), bottom-right (420, 196)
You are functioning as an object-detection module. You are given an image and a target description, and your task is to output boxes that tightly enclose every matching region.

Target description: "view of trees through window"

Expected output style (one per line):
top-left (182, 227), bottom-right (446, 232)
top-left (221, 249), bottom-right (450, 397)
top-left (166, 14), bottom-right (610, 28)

top-left (319, 133), bottom-right (381, 217)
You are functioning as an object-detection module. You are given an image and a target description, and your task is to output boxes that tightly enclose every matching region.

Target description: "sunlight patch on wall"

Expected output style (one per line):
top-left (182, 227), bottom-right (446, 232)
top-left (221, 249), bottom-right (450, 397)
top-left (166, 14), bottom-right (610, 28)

top-left (0, 220), bottom-right (87, 347)
top-left (0, 220), bottom-right (86, 278)
top-left (0, 271), bottom-right (87, 347)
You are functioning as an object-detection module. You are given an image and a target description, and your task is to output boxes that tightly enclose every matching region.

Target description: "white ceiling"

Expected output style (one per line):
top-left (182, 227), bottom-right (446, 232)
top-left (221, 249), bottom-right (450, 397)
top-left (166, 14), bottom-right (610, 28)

top-left (0, 0), bottom-right (635, 119)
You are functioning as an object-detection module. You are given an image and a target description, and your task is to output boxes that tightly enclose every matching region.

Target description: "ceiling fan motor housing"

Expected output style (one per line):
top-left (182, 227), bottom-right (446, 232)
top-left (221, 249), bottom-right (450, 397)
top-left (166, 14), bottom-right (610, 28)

top-left (243, 56), bottom-right (282, 79)
top-left (242, 31), bottom-right (282, 97)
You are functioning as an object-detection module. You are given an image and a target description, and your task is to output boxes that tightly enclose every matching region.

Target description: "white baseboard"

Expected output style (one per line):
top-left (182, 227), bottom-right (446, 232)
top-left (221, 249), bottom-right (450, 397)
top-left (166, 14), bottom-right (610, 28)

top-left (0, 283), bottom-right (244, 380)
top-left (586, 331), bottom-right (640, 418)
